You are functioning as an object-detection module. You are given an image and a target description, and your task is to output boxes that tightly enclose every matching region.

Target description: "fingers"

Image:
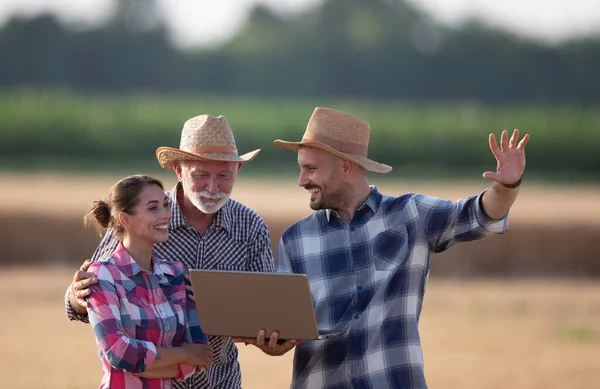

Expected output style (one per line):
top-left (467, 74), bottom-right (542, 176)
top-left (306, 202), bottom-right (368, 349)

top-left (80, 259), bottom-right (93, 272)
top-left (517, 133), bottom-right (530, 150)
top-left (490, 129), bottom-right (529, 155)
top-left (482, 171), bottom-right (501, 182)
top-left (72, 271), bottom-right (97, 308)
top-left (488, 133), bottom-right (501, 160)
top-left (75, 288), bottom-right (90, 308)
top-left (267, 331), bottom-right (279, 351)
top-left (500, 129), bottom-right (509, 152)
top-left (255, 329), bottom-right (266, 346)
top-left (509, 128), bottom-right (519, 149)
top-left (185, 284), bottom-right (195, 302)
top-left (74, 274), bottom-right (97, 290)
top-left (74, 268), bottom-right (96, 282)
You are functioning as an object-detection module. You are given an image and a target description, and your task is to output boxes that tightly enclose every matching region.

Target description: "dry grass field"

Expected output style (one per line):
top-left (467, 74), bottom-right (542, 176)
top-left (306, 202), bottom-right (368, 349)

top-left (2, 268), bottom-right (599, 389)
top-left (2, 172), bottom-right (600, 388)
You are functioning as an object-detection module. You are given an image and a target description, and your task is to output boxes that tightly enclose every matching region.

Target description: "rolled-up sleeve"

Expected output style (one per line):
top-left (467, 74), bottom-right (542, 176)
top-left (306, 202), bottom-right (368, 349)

top-left (86, 263), bottom-right (157, 374)
top-left (415, 190), bottom-right (509, 253)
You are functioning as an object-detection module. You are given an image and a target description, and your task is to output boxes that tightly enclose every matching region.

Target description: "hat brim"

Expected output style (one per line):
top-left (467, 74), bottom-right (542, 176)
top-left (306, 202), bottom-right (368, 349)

top-left (156, 147), bottom-right (260, 171)
top-left (274, 139), bottom-right (392, 174)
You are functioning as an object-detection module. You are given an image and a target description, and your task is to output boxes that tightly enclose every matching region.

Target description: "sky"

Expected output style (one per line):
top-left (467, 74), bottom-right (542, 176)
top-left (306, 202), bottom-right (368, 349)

top-left (0, 0), bottom-right (599, 48)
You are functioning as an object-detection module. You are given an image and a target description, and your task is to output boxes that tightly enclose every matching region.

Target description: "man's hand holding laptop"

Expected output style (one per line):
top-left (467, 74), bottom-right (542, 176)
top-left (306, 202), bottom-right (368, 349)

top-left (232, 330), bottom-right (304, 356)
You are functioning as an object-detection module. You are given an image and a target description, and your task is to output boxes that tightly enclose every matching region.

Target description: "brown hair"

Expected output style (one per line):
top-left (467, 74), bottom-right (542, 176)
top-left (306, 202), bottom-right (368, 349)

top-left (85, 175), bottom-right (164, 238)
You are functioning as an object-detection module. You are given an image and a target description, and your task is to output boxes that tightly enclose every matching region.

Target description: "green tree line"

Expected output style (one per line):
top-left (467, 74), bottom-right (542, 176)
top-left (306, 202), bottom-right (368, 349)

top-left (2, 89), bottom-right (598, 181)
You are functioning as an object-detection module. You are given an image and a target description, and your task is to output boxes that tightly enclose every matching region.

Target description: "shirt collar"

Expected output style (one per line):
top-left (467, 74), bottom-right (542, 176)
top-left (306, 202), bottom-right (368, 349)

top-left (326, 185), bottom-right (382, 222)
top-left (111, 242), bottom-right (176, 280)
top-left (167, 182), bottom-right (232, 233)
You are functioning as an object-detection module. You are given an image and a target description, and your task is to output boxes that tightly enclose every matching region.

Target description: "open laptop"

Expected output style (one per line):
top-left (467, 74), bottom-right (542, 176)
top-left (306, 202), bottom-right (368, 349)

top-left (189, 269), bottom-right (344, 341)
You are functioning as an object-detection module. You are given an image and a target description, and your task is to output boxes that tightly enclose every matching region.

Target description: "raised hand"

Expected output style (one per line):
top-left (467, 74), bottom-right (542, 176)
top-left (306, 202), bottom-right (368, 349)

top-left (483, 129), bottom-right (530, 186)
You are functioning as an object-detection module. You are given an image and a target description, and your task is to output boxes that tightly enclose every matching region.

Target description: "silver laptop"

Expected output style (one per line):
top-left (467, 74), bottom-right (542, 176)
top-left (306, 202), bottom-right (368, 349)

top-left (189, 269), bottom-right (344, 341)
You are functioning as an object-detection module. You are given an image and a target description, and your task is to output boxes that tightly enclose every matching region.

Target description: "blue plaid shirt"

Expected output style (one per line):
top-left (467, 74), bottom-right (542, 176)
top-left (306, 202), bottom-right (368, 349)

top-left (276, 186), bottom-right (508, 389)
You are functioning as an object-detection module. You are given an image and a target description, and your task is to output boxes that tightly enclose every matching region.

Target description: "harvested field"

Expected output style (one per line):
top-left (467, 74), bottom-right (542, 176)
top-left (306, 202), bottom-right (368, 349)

top-left (2, 268), bottom-right (599, 389)
top-left (2, 172), bottom-right (599, 275)
top-left (1, 172), bottom-right (599, 388)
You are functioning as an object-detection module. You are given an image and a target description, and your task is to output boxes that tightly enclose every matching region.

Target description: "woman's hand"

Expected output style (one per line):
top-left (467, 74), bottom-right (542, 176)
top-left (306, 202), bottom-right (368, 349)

top-left (182, 343), bottom-right (214, 370)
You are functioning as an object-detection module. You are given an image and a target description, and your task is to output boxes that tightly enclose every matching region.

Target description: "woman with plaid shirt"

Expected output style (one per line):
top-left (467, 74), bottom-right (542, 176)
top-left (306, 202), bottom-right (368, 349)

top-left (84, 175), bottom-right (213, 389)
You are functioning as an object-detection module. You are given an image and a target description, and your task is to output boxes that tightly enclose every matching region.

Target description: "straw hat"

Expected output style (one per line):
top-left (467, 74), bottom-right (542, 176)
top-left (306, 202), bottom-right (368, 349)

top-left (156, 114), bottom-right (260, 170)
top-left (274, 107), bottom-right (392, 173)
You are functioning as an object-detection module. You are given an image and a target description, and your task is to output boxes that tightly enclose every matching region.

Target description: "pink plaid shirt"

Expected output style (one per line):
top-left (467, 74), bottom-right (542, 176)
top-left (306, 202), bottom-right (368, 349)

top-left (86, 243), bottom-right (207, 389)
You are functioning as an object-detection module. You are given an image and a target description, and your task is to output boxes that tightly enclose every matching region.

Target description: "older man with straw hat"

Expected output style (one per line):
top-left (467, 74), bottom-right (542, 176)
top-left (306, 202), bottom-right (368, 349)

top-left (236, 107), bottom-right (530, 388)
top-left (65, 114), bottom-right (275, 389)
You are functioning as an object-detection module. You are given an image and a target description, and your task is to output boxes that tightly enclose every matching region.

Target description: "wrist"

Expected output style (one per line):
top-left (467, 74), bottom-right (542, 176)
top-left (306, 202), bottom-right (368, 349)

top-left (502, 175), bottom-right (522, 189)
top-left (181, 344), bottom-right (192, 364)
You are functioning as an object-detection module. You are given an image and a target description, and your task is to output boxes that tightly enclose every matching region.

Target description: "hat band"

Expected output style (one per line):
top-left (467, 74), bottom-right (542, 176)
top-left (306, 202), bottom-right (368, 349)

top-left (303, 133), bottom-right (367, 156)
top-left (188, 146), bottom-right (238, 154)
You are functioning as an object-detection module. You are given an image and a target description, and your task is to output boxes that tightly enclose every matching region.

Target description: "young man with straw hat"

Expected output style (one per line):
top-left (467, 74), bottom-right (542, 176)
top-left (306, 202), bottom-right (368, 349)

top-left (65, 114), bottom-right (274, 389)
top-left (236, 107), bottom-right (530, 388)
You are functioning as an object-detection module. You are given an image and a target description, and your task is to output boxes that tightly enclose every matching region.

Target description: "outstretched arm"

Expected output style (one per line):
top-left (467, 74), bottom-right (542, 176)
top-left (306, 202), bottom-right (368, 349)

top-left (481, 129), bottom-right (530, 219)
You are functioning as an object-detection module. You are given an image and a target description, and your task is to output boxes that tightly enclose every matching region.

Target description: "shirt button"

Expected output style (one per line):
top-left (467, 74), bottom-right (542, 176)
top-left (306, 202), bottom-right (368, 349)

top-left (165, 326), bottom-right (170, 331)
top-left (354, 314), bottom-right (359, 319)
top-left (350, 227), bottom-right (355, 231)
top-left (357, 285), bottom-right (363, 291)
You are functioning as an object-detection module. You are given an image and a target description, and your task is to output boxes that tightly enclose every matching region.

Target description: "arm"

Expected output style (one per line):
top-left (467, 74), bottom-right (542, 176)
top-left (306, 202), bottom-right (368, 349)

top-left (65, 229), bottom-right (120, 322)
top-left (418, 128), bottom-right (529, 253)
top-left (247, 221), bottom-right (275, 273)
top-left (481, 182), bottom-right (520, 220)
top-left (176, 268), bottom-right (211, 380)
top-left (415, 192), bottom-right (508, 253)
top-left (480, 129), bottom-right (529, 219)
top-left (86, 264), bottom-right (190, 373)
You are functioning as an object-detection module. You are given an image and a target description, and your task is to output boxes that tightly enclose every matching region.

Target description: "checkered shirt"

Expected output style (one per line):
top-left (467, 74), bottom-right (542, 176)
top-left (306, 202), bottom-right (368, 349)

top-left (66, 183), bottom-right (275, 389)
top-left (276, 186), bottom-right (508, 389)
top-left (86, 242), bottom-right (207, 389)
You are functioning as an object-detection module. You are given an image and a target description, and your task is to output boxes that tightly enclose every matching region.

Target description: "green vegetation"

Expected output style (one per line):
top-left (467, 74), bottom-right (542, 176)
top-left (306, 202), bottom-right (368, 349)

top-left (1, 89), bottom-right (599, 182)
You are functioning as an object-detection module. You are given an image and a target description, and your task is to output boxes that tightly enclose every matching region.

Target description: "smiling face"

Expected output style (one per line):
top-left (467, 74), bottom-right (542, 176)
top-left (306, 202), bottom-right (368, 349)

top-left (297, 146), bottom-right (350, 211)
top-left (120, 184), bottom-right (172, 244)
top-left (175, 160), bottom-right (241, 214)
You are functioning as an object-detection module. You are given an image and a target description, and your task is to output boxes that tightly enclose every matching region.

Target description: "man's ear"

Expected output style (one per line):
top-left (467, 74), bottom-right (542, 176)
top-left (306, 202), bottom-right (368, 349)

top-left (173, 161), bottom-right (183, 181)
top-left (236, 162), bottom-right (243, 173)
top-left (341, 158), bottom-right (354, 177)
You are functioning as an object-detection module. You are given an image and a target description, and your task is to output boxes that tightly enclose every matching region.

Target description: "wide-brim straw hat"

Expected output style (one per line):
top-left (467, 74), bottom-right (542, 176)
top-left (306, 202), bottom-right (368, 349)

top-left (274, 107), bottom-right (392, 174)
top-left (156, 114), bottom-right (260, 170)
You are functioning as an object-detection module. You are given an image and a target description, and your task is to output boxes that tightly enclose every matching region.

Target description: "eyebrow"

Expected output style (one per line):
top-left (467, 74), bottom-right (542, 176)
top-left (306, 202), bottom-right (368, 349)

top-left (146, 200), bottom-right (159, 206)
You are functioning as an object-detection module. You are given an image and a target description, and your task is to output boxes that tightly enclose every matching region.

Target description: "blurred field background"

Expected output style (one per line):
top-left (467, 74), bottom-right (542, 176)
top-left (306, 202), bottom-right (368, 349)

top-left (1, 0), bottom-right (599, 388)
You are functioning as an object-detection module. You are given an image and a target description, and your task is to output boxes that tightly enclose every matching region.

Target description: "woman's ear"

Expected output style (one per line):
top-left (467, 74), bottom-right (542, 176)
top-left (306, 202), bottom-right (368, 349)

top-left (118, 211), bottom-right (130, 229)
